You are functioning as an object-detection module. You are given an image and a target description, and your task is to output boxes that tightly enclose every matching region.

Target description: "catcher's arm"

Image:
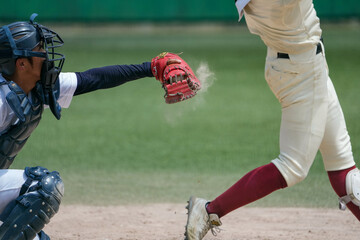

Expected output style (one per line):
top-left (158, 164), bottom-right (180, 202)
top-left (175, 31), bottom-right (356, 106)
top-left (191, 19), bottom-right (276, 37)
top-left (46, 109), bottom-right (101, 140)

top-left (151, 52), bottom-right (201, 104)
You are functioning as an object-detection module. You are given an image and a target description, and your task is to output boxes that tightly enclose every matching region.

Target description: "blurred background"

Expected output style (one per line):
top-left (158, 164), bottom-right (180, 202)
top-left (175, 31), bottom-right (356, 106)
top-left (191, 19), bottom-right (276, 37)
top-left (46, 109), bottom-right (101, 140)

top-left (1, 0), bottom-right (359, 23)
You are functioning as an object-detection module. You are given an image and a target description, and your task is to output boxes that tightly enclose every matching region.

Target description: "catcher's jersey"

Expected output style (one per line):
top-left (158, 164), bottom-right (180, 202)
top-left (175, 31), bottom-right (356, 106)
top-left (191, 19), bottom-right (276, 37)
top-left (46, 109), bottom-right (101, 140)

top-left (243, 0), bottom-right (322, 54)
top-left (0, 73), bottom-right (77, 134)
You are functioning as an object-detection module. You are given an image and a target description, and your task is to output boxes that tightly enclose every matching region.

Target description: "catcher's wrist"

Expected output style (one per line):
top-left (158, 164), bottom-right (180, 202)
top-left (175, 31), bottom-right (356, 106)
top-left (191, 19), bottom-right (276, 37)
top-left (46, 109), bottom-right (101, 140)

top-left (150, 58), bottom-right (158, 79)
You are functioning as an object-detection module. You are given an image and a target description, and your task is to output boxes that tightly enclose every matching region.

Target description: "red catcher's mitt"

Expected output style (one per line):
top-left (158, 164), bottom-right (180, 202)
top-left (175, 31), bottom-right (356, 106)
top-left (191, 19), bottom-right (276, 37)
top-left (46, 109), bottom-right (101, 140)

top-left (151, 52), bottom-right (201, 104)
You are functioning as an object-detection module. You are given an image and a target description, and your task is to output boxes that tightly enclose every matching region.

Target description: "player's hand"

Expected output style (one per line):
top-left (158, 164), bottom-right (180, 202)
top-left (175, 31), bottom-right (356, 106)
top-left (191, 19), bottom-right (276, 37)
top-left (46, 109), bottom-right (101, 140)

top-left (151, 52), bottom-right (201, 104)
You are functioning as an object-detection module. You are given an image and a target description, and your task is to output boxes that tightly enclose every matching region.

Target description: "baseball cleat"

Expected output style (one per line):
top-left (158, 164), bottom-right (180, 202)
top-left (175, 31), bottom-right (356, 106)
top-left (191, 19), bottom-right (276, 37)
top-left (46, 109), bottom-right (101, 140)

top-left (184, 196), bottom-right (222, 240)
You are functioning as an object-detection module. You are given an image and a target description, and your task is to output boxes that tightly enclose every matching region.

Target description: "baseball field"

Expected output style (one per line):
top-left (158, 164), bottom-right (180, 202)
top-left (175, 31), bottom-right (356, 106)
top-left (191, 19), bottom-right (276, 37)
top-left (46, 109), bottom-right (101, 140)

top-left (12, 22), bottom-right (360, 239)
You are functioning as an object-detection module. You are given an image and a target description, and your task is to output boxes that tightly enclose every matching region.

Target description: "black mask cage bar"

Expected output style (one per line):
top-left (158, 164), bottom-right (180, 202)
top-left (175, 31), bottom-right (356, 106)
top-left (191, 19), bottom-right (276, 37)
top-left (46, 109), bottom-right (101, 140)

top-left (30, 13), bottom-right (65, 94)
top-left (30, 13), bottom-right (65, 120)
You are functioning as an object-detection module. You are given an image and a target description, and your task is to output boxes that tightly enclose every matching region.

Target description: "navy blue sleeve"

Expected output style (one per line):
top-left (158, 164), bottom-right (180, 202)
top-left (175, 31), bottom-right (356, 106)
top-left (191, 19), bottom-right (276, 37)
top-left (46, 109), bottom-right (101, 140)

top-left (74, 62), bottom-right (153, 96)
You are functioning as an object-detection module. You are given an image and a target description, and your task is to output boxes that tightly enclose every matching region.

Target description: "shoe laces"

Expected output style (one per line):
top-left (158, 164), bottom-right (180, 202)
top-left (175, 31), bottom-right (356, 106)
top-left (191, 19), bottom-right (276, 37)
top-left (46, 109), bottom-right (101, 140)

top-left (208, 214), bottom-right (222, 236)
top-left (197, 215), bottom-right (221, 239)
top-left (210, 224), bottom-right (221, 236)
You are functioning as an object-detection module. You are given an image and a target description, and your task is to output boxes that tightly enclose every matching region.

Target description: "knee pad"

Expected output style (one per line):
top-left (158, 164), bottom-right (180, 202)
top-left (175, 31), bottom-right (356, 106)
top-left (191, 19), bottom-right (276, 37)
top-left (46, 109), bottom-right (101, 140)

top-left (0, 166), bottom-right (64, 240)
top-left (339, 168), bottom-right (360, 210)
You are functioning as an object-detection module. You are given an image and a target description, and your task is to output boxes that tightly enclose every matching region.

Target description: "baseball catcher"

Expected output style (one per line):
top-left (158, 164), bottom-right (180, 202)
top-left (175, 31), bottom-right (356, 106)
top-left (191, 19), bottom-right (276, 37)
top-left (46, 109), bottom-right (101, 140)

top-left (0, 13), bottom-right (200, 240)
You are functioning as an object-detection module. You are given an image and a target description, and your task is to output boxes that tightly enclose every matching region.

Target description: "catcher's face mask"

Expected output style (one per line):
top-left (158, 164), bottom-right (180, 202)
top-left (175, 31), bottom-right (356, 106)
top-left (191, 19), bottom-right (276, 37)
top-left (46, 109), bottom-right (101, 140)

top-left (31, 14), bottom-right (65, 120)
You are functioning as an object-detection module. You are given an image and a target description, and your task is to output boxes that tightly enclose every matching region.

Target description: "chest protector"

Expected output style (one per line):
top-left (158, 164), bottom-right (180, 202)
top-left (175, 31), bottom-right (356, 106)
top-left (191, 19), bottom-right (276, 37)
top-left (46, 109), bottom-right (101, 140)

top-left (0, 81), bottom-right (43, 169)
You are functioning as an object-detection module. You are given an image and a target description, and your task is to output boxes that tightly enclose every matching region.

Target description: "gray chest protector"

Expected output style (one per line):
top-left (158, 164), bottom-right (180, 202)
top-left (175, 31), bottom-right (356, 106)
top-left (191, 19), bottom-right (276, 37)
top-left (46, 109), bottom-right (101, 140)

top-left (0, 81), bottom-right (43, 169)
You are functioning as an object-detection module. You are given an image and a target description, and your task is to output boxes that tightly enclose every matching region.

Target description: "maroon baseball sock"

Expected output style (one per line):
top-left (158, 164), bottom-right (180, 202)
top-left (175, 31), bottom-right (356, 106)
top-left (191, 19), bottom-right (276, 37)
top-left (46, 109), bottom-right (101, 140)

top-left (328, 165), bottom-right (360, 221)
top-left (206, 163), bottom-right (287, 218)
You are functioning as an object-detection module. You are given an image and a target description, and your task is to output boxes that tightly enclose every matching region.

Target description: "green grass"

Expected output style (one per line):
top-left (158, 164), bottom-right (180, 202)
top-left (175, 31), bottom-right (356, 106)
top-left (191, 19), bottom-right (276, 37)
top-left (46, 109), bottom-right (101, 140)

top-left (11, 23), bottom-right (360, 208)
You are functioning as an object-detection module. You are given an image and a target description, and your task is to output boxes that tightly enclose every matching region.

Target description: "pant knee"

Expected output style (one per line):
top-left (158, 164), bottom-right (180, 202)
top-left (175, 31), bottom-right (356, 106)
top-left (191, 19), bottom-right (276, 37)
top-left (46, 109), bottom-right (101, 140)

top-left (291, 171), bottom-right (308, 185)
top-left (272, 157), bottom-right (309, 187)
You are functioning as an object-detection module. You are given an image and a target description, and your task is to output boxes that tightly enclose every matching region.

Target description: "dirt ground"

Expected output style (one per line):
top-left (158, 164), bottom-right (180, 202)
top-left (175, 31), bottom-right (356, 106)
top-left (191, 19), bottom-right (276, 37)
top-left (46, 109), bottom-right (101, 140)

top-left (44, 204), bottom-right (359, 240)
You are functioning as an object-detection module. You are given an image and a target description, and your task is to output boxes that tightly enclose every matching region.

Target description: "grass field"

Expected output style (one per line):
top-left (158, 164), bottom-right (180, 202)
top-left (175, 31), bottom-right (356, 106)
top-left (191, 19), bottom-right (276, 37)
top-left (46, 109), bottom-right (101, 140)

top-left (11, 22), bottom-right (360, 208)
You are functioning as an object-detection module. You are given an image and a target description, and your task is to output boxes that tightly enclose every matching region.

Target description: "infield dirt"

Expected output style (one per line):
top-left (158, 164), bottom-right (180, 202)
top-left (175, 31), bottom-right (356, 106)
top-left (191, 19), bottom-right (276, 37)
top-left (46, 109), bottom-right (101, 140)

top-left (44, 204), bottom-right (359, 240)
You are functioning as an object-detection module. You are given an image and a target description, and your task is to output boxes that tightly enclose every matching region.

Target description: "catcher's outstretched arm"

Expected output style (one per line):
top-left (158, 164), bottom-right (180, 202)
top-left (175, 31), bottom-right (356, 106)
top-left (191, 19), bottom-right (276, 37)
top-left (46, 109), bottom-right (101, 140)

top-left (74, 62), bottom-right (153, 95)
top-left (73, 53), bottom-right (200, 104)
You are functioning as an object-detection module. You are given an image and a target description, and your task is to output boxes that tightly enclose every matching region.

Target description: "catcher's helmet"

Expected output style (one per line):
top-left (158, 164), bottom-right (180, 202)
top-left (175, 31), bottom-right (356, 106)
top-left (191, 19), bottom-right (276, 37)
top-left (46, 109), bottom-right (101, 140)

top-left (0, 13), bottom-right (65, 119)
top-left (0, 22), bottom-right (41, 76)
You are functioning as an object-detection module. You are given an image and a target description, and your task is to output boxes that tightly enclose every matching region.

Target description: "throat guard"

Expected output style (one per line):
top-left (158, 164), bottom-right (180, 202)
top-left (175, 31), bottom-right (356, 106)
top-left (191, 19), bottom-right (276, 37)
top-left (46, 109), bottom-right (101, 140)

top-left (0, 80), bottom-right (43, 169)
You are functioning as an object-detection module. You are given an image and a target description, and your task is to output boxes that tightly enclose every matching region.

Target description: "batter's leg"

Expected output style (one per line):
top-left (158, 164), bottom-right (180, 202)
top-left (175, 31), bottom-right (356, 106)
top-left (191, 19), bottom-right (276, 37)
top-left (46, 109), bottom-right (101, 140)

top-left (319, 76), bottom-right (359, 220)
top-left (207, 48), bottom-right (329, 216)
top-left (319, 77), bottom-right (355, 171)
top-left (206, 163), bottom-right (287, 217)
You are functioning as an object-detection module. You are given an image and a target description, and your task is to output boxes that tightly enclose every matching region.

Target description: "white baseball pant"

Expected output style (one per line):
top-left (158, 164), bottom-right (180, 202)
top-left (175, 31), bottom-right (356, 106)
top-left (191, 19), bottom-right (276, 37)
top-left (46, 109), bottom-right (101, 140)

top-left (265, 43), bottom-right (355, 187)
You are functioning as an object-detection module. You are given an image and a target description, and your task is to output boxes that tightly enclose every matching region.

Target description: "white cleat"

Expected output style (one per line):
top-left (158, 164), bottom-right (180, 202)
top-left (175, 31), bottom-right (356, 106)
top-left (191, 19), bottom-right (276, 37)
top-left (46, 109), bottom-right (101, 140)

top-left (184, 196), bottom-right (222, 240)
